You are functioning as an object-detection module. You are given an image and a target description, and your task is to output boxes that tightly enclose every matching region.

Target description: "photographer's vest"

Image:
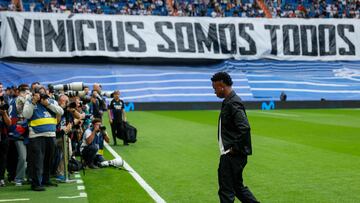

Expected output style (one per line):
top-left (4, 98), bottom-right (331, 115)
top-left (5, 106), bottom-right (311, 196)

top-left (29, 103), bottom-right (57, 134)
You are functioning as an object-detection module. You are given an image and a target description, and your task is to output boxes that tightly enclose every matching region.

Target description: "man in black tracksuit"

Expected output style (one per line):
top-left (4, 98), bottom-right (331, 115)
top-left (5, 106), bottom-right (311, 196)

top-left (108, 90), bottom-right (127, 146)
top-left (211, 72), bottom-right (259, 203)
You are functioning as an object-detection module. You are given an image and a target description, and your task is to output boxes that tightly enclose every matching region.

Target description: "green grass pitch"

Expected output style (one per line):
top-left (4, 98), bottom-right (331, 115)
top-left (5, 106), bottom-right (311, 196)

top-left (0, 109), bottom-right (359, 203)
top-left (114, 109), bottom-right (360, 203)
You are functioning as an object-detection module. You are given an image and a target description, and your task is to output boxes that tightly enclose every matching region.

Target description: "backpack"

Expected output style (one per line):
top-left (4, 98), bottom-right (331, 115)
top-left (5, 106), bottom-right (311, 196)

top-left (68, 157), bottom-right (83, 172)
top-left (123, 122), bottom-right (137, 143)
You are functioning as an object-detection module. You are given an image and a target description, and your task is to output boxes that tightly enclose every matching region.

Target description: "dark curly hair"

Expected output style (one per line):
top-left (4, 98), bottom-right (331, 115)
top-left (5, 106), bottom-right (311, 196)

top-left (211, 72), bottom-right (233, 86)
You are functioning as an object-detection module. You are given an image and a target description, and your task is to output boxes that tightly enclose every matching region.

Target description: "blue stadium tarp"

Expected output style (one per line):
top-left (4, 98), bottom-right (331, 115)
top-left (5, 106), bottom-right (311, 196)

top-left (1, 60), bottom-right (360, 102)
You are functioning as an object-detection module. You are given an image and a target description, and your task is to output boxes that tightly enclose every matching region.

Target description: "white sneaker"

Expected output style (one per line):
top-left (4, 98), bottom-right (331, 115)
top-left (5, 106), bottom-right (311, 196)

top-left (0, 180), bottom-right (5, 187)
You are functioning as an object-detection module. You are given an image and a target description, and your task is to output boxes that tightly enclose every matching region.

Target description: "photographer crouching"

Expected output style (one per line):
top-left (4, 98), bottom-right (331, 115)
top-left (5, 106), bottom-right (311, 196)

top-left (23, 86), bottom-right (64, 191)
top-left (80, 118), bottom-right (109, 169)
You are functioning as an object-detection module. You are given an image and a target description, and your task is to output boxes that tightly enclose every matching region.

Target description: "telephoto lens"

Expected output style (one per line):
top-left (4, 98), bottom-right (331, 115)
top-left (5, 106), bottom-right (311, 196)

top-left (50, 82), bottom-right (84, 91)
top-left (101, 91), bottom-right (113, 98)
top-left (65, 90), bottom-right (86, 98)
top-left (67, 82), bottom-right (84, 91)
top-left (100, 158), bottom-right (124, 168)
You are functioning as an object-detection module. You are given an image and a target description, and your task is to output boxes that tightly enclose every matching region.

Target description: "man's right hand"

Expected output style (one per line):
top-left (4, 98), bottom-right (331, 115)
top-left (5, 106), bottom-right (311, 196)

top-left (32, 93), bottom-right (40, 104)
top-left (109, 119), bottom-right (113, 124)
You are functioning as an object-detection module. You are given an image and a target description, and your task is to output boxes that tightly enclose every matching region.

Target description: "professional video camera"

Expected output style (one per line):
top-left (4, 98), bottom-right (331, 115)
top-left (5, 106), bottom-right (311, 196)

top-left (48, 82), bottom-right (84, 92)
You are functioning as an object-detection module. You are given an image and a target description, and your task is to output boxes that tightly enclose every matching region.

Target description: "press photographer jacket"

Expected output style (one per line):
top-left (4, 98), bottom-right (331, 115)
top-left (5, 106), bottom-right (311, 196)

top-left (23, 99), bottom-right (63, 138)
top-left (219, 91), bottom-right (252, 156)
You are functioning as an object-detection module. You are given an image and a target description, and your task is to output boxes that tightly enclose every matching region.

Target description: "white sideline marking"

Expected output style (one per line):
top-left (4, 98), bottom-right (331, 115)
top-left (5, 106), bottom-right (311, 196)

top-left (57, 168), bottom-right (87, 199)
top-left (0, 199), bottom-right (30, 202)
top-left (104, 143), bottom-right (166, 203)
top-left (58, 194), bottom-right (87, 199)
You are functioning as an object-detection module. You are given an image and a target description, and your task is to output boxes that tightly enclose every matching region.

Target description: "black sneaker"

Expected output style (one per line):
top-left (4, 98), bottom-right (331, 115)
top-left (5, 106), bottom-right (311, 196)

top-left (88, 163), bottom-right (99, 169)
top-left (31, 185), bottom-right (46, 191)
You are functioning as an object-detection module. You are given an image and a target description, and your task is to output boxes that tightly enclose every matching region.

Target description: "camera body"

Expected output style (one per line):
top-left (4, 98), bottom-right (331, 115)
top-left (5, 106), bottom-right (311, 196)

top-left (68, 101), bottom-right (77, 109)
top-left (32, 86), bottom-right (49, 103)
top-left (0, 103), bottom-right (9, 111)
top-left (73, 124), bottom-right (81, 130)
top-left (84, 114), bottom-right (93, 120)
top-left (40, 93), bottom-right (49, 100)
top-left (100, 126), bottom-right (106, 131)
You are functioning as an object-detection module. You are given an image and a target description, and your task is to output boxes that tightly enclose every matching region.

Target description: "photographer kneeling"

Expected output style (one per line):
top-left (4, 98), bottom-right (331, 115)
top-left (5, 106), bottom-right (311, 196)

top-left (80, 118), bottom-right (109, 169)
